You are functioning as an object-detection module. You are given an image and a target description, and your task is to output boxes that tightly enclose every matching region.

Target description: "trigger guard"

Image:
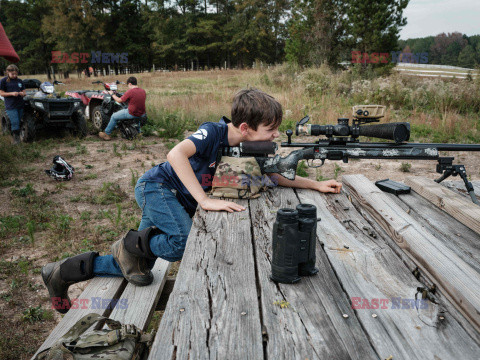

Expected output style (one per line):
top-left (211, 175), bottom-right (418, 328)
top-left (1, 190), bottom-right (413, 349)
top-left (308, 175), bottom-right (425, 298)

top-left (307, 159), bottom-right (325, 168)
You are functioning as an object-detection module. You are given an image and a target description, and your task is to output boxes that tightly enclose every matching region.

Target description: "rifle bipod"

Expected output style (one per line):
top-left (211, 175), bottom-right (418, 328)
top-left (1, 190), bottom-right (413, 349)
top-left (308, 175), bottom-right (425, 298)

top-left (435, 157), bottom-right (479, 205)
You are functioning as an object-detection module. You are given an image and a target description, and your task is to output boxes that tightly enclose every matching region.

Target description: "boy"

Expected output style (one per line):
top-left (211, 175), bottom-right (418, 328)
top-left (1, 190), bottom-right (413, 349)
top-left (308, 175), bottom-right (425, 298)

top-left (0, 64), bottom-right (26, 144)
top-left (99, 76), bottom-right (146, 141)
top-left (42, 89), bottom-right (342, 313)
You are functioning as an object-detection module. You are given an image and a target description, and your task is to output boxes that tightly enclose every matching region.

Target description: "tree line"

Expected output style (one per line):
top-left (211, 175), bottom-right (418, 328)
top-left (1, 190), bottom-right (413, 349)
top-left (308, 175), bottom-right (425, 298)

top-left (399, 33), bottom-right (480, 68)
top-left (1, 0), bottom-right (477, 76)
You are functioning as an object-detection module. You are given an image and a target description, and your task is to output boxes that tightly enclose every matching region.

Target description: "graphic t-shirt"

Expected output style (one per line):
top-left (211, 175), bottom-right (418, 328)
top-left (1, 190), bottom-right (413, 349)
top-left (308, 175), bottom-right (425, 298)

top-left (142, 117), bottom-right (230, 214)
top-left (0, 77), bottom-right (25, 110)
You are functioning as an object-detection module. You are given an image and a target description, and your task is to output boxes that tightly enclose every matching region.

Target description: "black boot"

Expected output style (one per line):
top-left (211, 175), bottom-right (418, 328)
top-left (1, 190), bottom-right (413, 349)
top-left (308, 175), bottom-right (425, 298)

top-left (111, 226), bottom-right (160, 286)
top-left (42, 251), bottom-right (98, 314)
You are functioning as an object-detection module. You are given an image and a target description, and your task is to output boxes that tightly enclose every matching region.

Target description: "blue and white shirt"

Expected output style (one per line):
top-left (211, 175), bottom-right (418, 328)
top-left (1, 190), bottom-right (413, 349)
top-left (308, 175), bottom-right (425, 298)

top-left (0, 77), bottom-right (25, 110)
top-left (142, 117), bottom-right (230, 214)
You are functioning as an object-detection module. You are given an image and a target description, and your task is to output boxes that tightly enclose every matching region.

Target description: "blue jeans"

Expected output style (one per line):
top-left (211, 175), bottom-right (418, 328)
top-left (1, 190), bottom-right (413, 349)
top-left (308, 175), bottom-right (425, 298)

top-left (6, 107), bottom-right (24, 132)
top-left (93, 179), bottom-right (193, 276)
top-left (104, 108), bottom-right (136, 135)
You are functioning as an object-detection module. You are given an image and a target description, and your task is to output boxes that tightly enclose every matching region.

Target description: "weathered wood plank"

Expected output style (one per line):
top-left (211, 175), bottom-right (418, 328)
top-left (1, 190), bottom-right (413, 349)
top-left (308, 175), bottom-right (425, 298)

top-left (374, 188), bottom-right (480, 344)
top-left (344, 187), bottom-right (480, 345)
top-left (306, 189), bottom-right (480, 359)
top-left (148, 200), bottom-right (263, 360)
top-left (33, 277), bottom-right (126, 359)
top-left (393, 191), bottom-right (480, 274)
top-left (250, 188), bottom-right (378, 360)
top-left (108, 260), bottom-right (170, 330)
top-left (343, 174), bottom-right (480, 333)
top-left (405, 176), bottom-right (480, 235)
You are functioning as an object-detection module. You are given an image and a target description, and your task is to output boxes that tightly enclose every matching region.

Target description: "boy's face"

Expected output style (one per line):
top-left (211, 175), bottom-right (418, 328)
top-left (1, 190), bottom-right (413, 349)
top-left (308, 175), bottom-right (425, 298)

top-left (7, 70), bottom-right (18, 79)
top-left (243, 123), bottom-right (280, 142)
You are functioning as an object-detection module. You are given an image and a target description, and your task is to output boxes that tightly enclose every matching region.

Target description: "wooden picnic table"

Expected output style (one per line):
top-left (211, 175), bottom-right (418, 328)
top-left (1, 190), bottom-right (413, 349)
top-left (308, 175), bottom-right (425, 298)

top-left (35, 175), bottom-right (480, 359)
top-left (148, 175), bottom-right (480, 360)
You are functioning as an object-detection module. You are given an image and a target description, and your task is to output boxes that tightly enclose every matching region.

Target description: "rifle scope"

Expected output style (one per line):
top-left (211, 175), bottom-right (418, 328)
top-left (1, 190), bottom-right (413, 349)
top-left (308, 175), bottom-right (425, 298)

top-left (296, 117), bottom-right (410, 143)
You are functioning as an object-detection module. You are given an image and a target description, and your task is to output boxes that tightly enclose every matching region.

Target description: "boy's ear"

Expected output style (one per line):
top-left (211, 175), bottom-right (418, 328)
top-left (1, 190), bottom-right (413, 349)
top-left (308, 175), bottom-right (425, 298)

top-left (239, 122), bottom-right (250, 135)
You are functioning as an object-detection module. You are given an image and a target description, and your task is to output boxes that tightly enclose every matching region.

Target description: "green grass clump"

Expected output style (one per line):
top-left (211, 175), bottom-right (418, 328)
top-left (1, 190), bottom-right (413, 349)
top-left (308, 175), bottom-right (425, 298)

top-left (400, 162), bottom-right (412, 172)
top-left (296, 161), bottom-right (309, 177)
top-left (142, 107), bottom-right (195, 139)
top-left (91, 182), bottom-right (128, 205)
top-left (22, 305), bottom-right (53, 323)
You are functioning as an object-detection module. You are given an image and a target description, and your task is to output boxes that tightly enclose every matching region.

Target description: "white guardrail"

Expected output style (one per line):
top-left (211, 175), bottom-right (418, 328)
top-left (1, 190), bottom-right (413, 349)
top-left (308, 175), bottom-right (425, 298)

top-left (396, 63), bottom-right (477, 71)
top-left (395, 63), bottom-right (479, 78)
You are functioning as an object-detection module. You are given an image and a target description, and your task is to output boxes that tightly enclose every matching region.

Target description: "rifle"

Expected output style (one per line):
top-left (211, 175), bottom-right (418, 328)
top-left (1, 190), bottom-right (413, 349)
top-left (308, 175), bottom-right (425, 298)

top-left (220, 106), bottom-right (480, 204)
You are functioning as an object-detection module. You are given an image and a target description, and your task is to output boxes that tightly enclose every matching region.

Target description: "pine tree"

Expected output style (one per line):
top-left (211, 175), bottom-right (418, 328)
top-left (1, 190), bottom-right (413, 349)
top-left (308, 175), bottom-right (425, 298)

top-left (285, 0), bottom-right (346, 67)
top-left (345, 0), bottom-right (409, 64)
top-left (458, 45), bottom-right (476, 68)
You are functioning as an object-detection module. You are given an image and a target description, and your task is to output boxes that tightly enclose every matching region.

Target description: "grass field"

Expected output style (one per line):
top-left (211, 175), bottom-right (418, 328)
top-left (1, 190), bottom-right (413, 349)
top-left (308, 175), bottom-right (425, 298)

top-left (1, 66), bottom-right (480, 358)
top-left (24, 65), bottom-right (480, 143)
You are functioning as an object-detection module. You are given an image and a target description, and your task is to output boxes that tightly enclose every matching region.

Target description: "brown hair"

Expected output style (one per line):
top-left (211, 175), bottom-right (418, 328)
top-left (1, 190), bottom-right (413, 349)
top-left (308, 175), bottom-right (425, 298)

top-left (127, 76), bottom-right (137, 85)
top-left (231, 88), bottom-right (282, 130)
top-left (5, 64), bottom-right (19, 82)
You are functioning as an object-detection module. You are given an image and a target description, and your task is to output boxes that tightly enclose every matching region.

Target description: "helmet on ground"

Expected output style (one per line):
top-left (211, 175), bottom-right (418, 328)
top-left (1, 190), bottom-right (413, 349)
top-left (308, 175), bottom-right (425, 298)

top-left (40, 81), bottom-right (55, 94)
top-left (45, 155), bottom-right (74, 181)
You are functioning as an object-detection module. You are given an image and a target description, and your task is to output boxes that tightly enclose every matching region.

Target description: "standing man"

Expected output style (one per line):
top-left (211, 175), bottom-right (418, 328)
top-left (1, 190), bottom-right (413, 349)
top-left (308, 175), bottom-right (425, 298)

top-left (0, 64), bottom-right (26, 144)
top-left (98, 76), bottom-right (146, 141)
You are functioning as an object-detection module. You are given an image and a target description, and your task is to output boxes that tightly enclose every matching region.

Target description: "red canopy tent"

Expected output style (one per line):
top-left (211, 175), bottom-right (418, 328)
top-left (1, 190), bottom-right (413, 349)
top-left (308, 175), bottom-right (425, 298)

top-left (0, 22), bottom-right (19, 63)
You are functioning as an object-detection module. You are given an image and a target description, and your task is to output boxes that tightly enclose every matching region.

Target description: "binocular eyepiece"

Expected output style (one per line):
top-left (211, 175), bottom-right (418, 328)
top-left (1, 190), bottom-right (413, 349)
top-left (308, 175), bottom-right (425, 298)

top-left (271, 204), bottom-right (319, 284)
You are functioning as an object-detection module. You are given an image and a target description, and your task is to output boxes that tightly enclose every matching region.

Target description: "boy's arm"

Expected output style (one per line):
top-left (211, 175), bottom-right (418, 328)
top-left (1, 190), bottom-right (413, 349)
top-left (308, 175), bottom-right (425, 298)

top-left (168, 139), bottom-right (246, 212)
top-left (110, 91), bottom-right (124, 102)
top-left (0, 80), bottom-right (15, 97)
top-left (271, 173), bottom-right (342, 194)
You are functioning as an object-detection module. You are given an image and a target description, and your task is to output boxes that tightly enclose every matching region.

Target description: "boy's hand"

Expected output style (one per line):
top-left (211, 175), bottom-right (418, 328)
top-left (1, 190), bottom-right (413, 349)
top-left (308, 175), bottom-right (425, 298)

top-left (199, 198), bottom-right (246, 213)
top-left (316, 180), bottom-right (342, 194)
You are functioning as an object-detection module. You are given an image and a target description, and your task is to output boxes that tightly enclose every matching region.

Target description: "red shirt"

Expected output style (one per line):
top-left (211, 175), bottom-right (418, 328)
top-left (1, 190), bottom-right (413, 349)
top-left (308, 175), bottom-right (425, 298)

top-left (121, 87), bottom-right (146, 117)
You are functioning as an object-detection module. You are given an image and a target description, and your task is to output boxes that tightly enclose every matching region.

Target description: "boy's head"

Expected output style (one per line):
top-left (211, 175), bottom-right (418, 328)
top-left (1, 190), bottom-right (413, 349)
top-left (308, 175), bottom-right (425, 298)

top-left (127, 77), bottom-right (137, 86)
top-left (231, 89), bottom-right (282, 141)
top-left (6, 64), bottom-right (19, 80)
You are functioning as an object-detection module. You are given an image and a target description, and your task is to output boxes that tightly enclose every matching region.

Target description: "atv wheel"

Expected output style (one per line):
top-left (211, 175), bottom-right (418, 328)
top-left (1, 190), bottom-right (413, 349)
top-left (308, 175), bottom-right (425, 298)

top-left (91, 105), bottom-right (109, 131)
top-left (19, 111), bottom-right (36, 142)
top-left (72, 110), bottom-right (87, 138)
top-left (1, 115), bottom-right (10, 135)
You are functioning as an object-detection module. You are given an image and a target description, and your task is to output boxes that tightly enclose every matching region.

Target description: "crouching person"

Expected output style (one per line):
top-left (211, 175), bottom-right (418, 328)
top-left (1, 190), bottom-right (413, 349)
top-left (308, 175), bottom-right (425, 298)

top-left (42, 88), bottom-right (342, 313)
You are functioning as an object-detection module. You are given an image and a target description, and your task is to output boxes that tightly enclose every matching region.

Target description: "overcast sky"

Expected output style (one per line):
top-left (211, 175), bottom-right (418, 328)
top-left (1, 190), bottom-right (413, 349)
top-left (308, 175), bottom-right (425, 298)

top-left (400, 0), bottom-right (480, 39)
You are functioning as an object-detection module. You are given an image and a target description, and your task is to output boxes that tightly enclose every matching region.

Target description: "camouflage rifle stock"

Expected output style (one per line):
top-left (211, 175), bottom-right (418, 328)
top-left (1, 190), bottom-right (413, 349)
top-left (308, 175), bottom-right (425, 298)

top-left (221, 106), bottom-right (480, 204)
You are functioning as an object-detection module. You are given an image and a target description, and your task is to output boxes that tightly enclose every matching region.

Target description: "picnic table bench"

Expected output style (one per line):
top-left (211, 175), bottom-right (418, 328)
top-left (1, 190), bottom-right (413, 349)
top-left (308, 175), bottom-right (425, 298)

top-left (34, 175), bottom-right (480, 359)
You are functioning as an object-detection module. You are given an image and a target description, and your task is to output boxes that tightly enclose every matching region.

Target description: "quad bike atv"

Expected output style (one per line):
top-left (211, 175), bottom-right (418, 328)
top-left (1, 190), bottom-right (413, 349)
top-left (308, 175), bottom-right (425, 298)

top-left (66, 80), bottom-right (122, 131)
top-left (68, 80), bottom-right (146, 139)
top-left (1, 79), bottom-right (87, 142)
top-left (65, 86), bottom-right (103, 128)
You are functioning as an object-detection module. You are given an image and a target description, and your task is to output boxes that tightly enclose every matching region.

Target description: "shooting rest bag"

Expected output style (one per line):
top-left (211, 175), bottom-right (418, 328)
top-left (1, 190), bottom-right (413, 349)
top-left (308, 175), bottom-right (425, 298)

top-left (35, 313), bottom-right (154, 360)
top-left (211, 156), bottom-right (276, 199)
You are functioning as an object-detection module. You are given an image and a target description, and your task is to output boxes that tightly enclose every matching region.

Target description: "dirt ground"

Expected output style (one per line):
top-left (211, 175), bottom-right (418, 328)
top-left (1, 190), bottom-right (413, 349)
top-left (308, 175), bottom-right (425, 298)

top-left (2, 130), bottom-right (480, 358)
top-left (0, 134), bottom-right (173, 358)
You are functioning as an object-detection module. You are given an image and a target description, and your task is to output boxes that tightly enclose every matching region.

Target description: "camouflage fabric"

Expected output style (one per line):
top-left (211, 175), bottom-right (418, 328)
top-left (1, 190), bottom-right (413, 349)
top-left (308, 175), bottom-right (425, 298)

top-left (211, 156), bottom-right (275, 199)
top-left (35, 313), bottom-right (153, 360)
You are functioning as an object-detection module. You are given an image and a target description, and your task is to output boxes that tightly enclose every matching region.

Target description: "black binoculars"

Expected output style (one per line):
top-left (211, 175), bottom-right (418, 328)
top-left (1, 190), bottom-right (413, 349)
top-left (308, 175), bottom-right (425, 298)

top-left (270, 204), bottom-right (319, 284)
